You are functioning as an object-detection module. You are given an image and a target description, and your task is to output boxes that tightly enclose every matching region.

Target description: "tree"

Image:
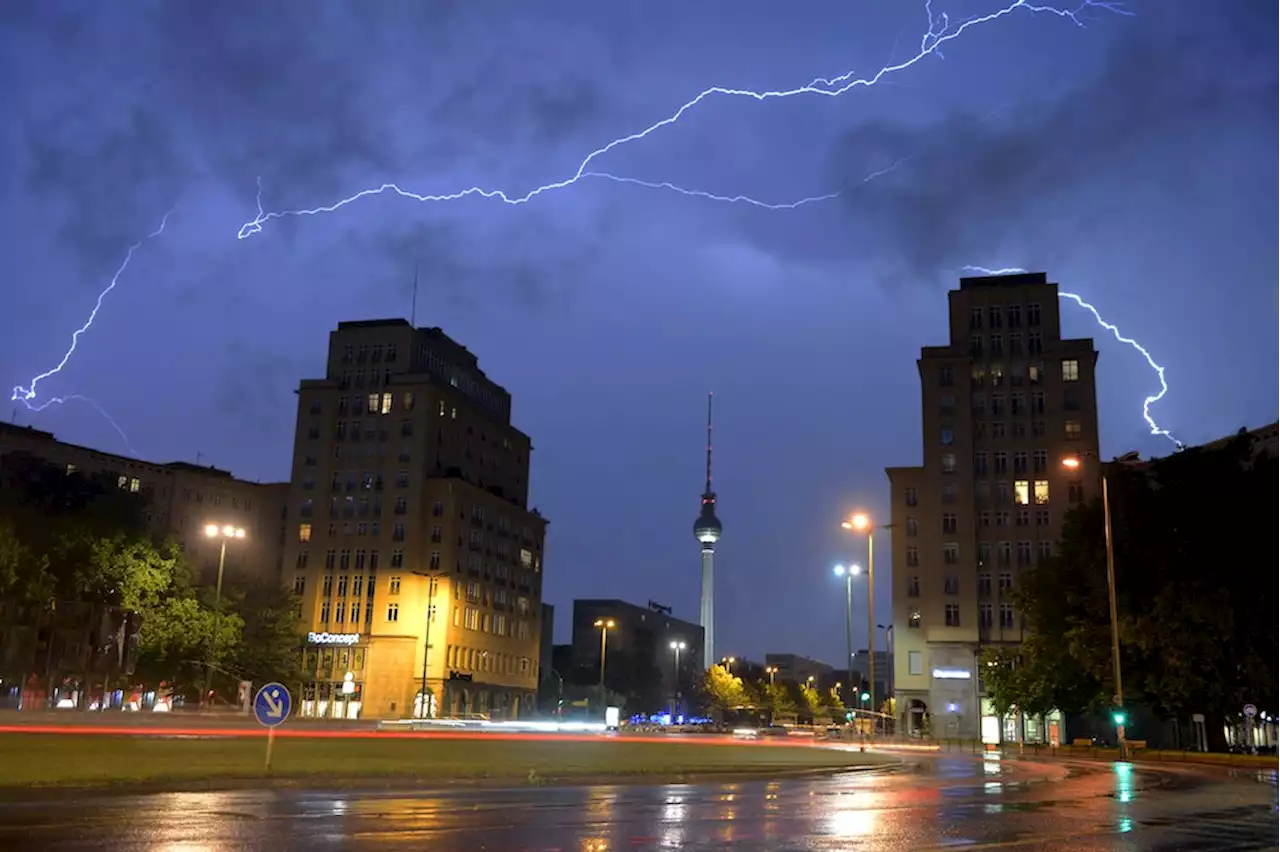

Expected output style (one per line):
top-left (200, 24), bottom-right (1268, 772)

top-left (758, 681), bottom-right (797, 718)
top-left (701, 664), bottom-right (747, 714)
top-left (797, 684), bottom-right (821, 718)
top-left (225, 582), bottom-right (307, 691)
top-left (995, 431), bottom-right (1277, 745)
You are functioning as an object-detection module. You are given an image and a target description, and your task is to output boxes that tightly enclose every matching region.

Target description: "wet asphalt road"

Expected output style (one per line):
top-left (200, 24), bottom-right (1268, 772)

top-left (0, 755), bottom-right (1275, 851)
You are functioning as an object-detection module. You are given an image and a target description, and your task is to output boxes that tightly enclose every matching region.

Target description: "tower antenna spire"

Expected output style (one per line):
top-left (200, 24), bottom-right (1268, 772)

top-left (410, 260), bottom-right (420, 326)
top-left (705, 391), bottom-right (713, 495)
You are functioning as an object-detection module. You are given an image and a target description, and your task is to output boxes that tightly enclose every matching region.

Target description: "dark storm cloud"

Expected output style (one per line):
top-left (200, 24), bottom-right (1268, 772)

top-left (804, 2), bottom-right (1277, 281)
top-left (351, 212), bottom-right (611, 311)
top-left (7, 0), bottom-right (610, 272)
top-left (214, 339), bottom-right (310, 438)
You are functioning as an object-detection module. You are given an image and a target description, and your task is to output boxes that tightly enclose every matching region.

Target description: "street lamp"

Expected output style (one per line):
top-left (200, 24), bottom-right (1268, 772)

top-left (1063, 453), bottom-right (1127, 757)
top-left (720, 656), bottom-right (736, 674)
top-left (202, 523), bottom-right (246, 709)
top-left (832, 563), bottom-right (861, 707)
top-left (412, 571), bottom-right (438, 719)
top-left (878, 622), bottom-right (894, 716)
top-left (594, 619), bottom-right (615, 689)
top-left (765, 666), bottom-right (778, 686)
top-left (841, 512), bottom-right (878, 731)
top-left (670, 640), bottom-right (686, 717)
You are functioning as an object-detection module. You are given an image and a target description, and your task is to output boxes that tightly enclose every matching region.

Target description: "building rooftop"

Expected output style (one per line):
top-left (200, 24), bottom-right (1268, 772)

top-left (958, 271), bottom-right (1049, 289)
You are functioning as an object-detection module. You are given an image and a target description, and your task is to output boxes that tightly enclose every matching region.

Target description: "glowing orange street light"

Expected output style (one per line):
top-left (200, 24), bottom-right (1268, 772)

top-left (594, 619), bottom-right (616, 687)
top-left (1061, 456), bottom-right (1082, 470)
top-left (840, 510), bottom-right (877, 730)
top-left (841, 512), bottom-right (871, 532)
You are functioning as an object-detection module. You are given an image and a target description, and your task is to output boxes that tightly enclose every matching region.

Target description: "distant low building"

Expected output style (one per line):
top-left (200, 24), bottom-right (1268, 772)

top-left (0, 422), bottom-right (287, 587)
top-left (568, 599), bottom-right (704, 716)
top-left (764, 653), bottom-right (833, 687)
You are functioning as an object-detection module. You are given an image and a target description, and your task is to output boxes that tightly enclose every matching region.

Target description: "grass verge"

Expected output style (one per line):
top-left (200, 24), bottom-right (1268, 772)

top-left (0, 733), bottom-right (894, 790)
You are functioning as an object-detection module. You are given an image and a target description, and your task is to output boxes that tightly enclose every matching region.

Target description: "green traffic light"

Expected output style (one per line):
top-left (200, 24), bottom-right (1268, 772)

top-left (1112, 711), bottom-right (1126, 725)
top-left (860, 692), bottom-right (870, 702)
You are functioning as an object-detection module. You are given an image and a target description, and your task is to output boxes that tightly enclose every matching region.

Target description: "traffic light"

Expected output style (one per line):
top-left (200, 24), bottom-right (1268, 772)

top-left (845, 710), bottom-right (854, 722)
top-left (860, 691), bottom-right (870, 703)
top-left (1111, 710), bottom-right (1126, 727)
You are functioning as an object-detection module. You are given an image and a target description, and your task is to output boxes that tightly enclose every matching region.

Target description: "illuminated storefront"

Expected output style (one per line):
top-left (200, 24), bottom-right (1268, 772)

top-left (299, 632), bottom-right (365, 719)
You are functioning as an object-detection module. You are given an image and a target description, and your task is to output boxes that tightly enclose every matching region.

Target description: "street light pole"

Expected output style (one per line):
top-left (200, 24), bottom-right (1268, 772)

top-left (418, 576), bottom-right (435, 719)
top-left (1101, 470), bottom-right (1126, 756)
top-left (833, 564), bottom-right (858, 708)
top-left (669, 640), bottom-right (685, 717)
top-left (202, 524), bottom-right (245, 710)
top-left (843, 513), bottom-right (877, 732)
top-left (594, 619), bottom-right (615, 690)
top-left (1064, 454), bottom-right (1126, 758)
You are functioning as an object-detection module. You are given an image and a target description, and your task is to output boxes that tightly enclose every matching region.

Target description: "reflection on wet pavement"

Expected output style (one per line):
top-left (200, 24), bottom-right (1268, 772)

top-left (0, 755), bottom-right (1275, 850)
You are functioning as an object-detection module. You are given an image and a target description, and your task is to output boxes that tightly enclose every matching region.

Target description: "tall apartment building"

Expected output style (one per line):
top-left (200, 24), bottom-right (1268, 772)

top-left (0, 422), bottom-right (287, 586)
top-left (886, 272), bottom-right (1101, 742)
top-left (284, 320), bottom-right (547, 720)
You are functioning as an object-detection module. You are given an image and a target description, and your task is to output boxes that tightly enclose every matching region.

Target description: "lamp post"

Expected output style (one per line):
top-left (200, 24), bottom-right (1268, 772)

top-left (842, 512), bottom-right (877, 732)
top-left (765, 666), bottom-right (778, 686)
top-left (878, 622), bottom-right (894, 724)
top-left (1063, 453), bottom-right (1126, 758)
top-left (412, 571), bottom-right (437, 719)
top-left (202, 523), bottom-right (245, 710)
top-left (669, 640), bottom-right (686, 717)
top-left (594, 619), bottom-right (615, 690)
top-left (832, 563), bottom-right (860, 707)
top-left (720, 656), bottom-right (736, 675)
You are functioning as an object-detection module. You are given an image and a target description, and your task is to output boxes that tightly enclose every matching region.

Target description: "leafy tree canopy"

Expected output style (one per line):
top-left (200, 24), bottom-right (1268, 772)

top-left (989, 431), bottom-right (1277, 729)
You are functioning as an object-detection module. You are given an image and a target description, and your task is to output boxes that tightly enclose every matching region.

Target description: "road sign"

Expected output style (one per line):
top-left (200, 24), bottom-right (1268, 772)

top-left (1243, 704), bottom-right (1257, 718)
top-left (253, 683), bottom-right (292, 728)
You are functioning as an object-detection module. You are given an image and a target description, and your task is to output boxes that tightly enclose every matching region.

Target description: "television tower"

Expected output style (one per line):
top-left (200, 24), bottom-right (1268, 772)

top-left (692, 392), bottom-right (722, 667)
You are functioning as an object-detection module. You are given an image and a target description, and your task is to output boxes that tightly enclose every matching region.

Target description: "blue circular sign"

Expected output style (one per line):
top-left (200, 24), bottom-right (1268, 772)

top-left (253, 682), bottom-right (292, 727)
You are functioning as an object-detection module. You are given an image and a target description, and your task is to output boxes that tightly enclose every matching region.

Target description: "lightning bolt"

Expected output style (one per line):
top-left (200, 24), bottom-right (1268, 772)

top-left (237, 0), bottom-right (1130, 239)
top-left (960, 265), bottom-right (1180, 449)
top-left (19, 394), bottom-right (141, 458)
top-left (10, 209), bottom-right (174, 455)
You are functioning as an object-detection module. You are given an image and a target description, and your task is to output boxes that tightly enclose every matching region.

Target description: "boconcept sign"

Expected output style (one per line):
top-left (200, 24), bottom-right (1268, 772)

top-left (307, 632), bottom-right (361, 646)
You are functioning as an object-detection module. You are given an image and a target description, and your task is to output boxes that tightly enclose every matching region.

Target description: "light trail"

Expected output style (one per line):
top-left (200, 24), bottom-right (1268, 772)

top-left (237, 1), bottom-right (1129, 238)
top-left (961, 265), bottom-right (1180, 448)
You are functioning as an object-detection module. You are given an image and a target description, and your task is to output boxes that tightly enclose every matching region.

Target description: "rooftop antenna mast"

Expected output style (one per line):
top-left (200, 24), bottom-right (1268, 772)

top-left (705, 392), bottom-right (714, 495)
top-left (410, 261), bottom-right (420, 327)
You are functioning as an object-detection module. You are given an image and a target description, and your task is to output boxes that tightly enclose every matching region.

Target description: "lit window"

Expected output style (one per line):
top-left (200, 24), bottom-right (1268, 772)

top-left (1065, 420), bottom-right (1082, 440)
top-left (1061, 359), bottom-right (1079, 382)
top-left (366, 393), bottom-right (379, 413)
top-left (381, 392), bottom-right (393, 415)
top-left (129, 478), bottom-right (140, 492)
top-left (1034, 480), bottom-right (1050, 505)
top-left (941, 453), bottom-right (956, 473)
top-left (1014, 480), bottom-right (1030, 505)
top-left (298, 524), bottom-right (312, 542)
top-left (908, 610), bottom-right (921, 629)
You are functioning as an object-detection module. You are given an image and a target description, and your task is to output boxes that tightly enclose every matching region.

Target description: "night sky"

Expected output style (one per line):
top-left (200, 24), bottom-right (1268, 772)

top-left (2, 1), bottom-right (1275, 664)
